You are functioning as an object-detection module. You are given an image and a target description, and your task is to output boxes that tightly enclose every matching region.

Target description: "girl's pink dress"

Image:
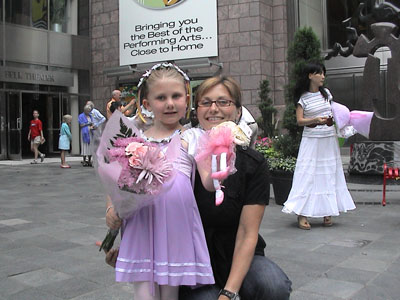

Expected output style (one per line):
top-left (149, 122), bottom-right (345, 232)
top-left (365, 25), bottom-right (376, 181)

top-left (115, 131), bottom-right (214, 286)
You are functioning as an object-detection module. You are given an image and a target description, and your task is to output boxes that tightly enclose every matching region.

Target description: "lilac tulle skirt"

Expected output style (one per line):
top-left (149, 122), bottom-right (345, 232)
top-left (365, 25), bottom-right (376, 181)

top-left (115, 171), bottom-right (214, 286)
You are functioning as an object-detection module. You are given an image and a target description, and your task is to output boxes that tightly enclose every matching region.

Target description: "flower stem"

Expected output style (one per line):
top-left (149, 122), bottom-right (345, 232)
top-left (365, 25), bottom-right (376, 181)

top-left (99, 229), bottom-right (119, 253)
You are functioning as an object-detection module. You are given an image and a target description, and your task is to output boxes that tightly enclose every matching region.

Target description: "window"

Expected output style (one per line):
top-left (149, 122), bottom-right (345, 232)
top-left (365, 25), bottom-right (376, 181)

top-left (78, 0), bottom-right (89, 36)
top-left (5, 0), bottom-right (48, 29)
top-left (50, 0), bottom-right (66, 32)
top-left (32, 0), bottom-right (48, 29)
top-left (297, 0), bottom-right (393, 50)
top-left (298, 0), bottom-right (324, 46)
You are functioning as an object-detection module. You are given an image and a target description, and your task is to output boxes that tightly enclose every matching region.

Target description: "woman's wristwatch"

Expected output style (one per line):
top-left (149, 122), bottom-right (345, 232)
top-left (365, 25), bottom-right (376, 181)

top-left (218, 289), bottom-right (240, 300)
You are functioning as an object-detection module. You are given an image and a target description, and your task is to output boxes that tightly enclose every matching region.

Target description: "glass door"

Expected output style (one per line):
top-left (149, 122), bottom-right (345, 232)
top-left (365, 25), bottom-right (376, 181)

top-left (7, 91), bottom-right (22, 160)
top-left (0, 92), bottom-right (6, 160)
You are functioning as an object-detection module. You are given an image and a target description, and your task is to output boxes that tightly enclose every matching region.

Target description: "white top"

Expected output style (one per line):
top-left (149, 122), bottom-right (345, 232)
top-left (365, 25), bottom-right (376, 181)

top-left (181, 127), bottom-right (204, 157)
top-left (298, 88), bottom-right (336, 138)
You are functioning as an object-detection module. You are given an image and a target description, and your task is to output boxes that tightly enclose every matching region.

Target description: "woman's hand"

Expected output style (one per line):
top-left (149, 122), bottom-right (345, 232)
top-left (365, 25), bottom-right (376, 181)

top-left (106, 206), bottom-right (122, 230)
top-left (315, 116), bottom-right (328, 125)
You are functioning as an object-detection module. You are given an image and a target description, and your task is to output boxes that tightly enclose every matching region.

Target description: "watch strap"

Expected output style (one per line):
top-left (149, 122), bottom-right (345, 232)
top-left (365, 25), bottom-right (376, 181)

top-left (219, 289), bottom-right (239, 299)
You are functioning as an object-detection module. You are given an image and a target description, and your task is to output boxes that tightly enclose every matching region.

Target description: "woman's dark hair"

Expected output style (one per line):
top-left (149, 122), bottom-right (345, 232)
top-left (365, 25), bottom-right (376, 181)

top-left (294, 62), bottom-right (328, 102)
top-left (110, 101), bottom-right (122, 113)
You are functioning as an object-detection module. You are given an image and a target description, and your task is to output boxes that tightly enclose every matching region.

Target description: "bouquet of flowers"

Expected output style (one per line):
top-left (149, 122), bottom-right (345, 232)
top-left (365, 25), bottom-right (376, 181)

top-left (108, 136), bottom-right (174, 195)
top-left (96, 111), bottom-right (179, 252)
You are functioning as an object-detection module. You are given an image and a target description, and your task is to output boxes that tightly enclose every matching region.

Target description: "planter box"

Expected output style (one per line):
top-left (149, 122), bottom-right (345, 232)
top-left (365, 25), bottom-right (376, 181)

top-left (271, 170), bottom-right (293, 206)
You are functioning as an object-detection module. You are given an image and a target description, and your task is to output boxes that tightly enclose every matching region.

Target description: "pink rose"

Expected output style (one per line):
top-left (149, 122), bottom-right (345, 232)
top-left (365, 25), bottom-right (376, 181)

top-left (126, 142), bottom-right (148, 167)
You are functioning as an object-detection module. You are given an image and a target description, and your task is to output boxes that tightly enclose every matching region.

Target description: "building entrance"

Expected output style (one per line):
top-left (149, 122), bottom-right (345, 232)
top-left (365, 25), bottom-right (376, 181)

top-left (0, 90), bottom-right (71, 160)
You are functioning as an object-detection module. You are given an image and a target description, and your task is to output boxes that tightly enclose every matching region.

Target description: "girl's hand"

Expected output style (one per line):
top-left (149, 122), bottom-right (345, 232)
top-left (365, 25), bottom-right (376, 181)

top-left (105, 247), bottom-right (119, 268)
top-left (106, 206), bottom-right (122, 230)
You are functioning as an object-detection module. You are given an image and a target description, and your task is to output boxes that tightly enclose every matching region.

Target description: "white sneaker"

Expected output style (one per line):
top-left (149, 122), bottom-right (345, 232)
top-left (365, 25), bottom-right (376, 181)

top-left (30, 160), bottom-right (38, 164)
top-left (40, 154), bottom-right (45, 162)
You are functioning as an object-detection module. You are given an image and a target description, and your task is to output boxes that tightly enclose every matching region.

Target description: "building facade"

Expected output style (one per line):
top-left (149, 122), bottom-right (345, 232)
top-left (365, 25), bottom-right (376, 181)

top-left (2, 0), bottom-right (395, 160)
top-left (0, 0), bottom-right (91, 160)
top-left (90, 0), bottom-right (394, 137)
top-left (90, 0), bottom-right (290, 120)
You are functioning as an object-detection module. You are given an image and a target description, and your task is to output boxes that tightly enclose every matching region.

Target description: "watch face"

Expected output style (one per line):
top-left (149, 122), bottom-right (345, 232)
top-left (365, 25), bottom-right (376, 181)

top-left (134, 0), bottom-right (186, 9)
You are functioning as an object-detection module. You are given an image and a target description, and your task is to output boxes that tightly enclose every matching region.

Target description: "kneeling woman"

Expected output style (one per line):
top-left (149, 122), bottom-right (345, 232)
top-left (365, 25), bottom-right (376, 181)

top-left (179, 76), bottom-right (292, 300)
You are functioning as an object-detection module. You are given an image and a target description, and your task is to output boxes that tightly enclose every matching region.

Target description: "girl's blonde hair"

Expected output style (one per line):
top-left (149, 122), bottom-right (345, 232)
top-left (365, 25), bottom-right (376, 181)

top-left (195, 76), bottom-right (242, 108)
top-left (141, 68), bottom-right (186, 99)
top-left (63, 114), bottom-right (72, 123)
top-left (136, 64), bottom-right (190, 123)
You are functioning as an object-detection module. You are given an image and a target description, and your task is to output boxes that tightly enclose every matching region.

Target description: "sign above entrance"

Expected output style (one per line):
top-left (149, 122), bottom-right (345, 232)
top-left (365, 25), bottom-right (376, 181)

top-left (119, 0), bottom-right (218, 66)
top-left (0, 67), bottom-right (74, 87)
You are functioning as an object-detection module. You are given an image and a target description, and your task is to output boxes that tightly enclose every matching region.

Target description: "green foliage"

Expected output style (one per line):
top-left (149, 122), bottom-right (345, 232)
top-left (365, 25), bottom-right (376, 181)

top-left (257, 79), bottom-right (277, 137)
top-left (283, 27), bottom-right (323, 157)
top-left (255, 136), bottom-right (296, 173)
top-left (274, 133), bottom-right (301, 158)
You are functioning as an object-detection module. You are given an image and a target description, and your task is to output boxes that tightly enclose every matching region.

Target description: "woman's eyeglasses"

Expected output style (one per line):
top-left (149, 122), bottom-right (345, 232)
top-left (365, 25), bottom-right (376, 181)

top-left (197, 99), bottom-right (235, 108)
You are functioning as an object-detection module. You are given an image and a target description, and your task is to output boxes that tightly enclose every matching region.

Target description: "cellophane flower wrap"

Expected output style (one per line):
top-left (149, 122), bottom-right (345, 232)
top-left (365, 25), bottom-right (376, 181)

top-left (96, 111), bottom-right (179, 252)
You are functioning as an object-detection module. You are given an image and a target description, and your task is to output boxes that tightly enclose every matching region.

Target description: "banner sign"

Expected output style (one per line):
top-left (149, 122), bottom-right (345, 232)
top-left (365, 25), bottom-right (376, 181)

top-left (0, 67), bottom-right (74, 87)
top-left (119, 0), bottom-right (218, 66)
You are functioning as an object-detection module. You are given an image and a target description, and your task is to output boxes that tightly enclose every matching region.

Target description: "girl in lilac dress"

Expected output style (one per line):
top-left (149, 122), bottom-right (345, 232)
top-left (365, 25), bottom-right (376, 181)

top-left (105, 63), bottom-right (214, 300)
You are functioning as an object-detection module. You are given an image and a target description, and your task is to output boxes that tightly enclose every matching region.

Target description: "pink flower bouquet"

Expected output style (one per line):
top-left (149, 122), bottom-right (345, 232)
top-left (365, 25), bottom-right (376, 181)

top-left (96, 111), bottom-right (179, 252)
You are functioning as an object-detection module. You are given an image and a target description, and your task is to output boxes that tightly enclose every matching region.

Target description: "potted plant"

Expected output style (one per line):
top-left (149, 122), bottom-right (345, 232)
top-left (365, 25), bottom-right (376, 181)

top-left (51, 0), bottom-right (66, 32)
top-left (255, 137), bottom-right (296, 205)
top-left (257, 79), bottom-right (277, 138)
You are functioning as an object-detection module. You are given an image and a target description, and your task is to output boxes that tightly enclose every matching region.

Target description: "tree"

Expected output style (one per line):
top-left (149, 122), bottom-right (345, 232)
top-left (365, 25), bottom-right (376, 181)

top-left (278, 27), bottom-right (323, 157)
top-left (257, 79), bottom-right (277, 137)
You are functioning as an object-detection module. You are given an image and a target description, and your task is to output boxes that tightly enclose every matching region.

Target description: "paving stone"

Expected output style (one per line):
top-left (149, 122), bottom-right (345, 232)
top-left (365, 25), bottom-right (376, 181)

top-left (367, 272), bottom-right (400, 299)
top-left (0, 257), bottom-right (42, 279)
top-left (337, 256), bottom-right (391, 273)
top-left (298, 277), bottom-right (363, 298)
top-left (350, 285), bottom-right (397, 300)
top-left (325, 266), bottom-right (378, 284)
top-left (0, 277), bottom-right (29, 297)
top-left (290, 290), bottom-right (342, 300)
top-left (0, 218), bottom-right (31, 226)
top-left (38, 277), bottom-right (100, 299)
top-left (7, 288), bottom-right (63, 300)
top-left (12, 234), bottom-right (82, 252)
top-left (11, 268), bottom-right (72, 287)
top-left (71, 284), bottom-right (134, 300)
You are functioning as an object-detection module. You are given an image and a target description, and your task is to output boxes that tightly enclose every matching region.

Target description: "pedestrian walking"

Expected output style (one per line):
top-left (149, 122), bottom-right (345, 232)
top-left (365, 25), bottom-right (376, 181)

top-left (86, 100), bottom-right (106, 161)
top-left (78, 105), bottom-right (93, 167)
top-left (282, 62), bottom-right (356, 229)
top-left (59, 114), bottom-right (72, 168)
top-left (27, 110), bottom-right (45, 164)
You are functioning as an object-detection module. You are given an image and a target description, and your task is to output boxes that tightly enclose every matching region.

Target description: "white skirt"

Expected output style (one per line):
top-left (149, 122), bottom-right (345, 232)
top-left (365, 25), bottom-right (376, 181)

top-left (80, 135), bottom-right (92, 156)
top-left (282, 135), bottom-right (355, 217)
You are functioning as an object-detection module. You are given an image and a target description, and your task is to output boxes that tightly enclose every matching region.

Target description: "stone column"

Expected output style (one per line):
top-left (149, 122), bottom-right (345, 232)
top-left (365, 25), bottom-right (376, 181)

top-left (91, 0), bottom-right (120, 115)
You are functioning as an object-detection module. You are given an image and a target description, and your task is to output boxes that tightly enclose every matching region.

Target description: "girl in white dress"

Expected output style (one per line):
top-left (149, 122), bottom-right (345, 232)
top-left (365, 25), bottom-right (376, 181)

top-left (282, 62), bottom-right (355, 230)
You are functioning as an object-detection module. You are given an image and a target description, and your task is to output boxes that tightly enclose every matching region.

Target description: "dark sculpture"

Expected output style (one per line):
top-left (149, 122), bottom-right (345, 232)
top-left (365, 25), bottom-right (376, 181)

top-left (325, 0), bottom-right (400, 60)
top-left (325, 0), bottom-right (400, 141)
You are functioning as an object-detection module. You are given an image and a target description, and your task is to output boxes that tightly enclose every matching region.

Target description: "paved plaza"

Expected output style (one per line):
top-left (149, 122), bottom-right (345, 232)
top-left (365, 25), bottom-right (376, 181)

top-left (0, 157), bottom-right (399, 300)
